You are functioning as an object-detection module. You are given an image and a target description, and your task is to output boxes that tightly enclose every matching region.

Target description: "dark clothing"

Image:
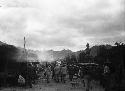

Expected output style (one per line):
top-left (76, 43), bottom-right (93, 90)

top-left (84, 75), bottom-right (91, 91)
top-left (60, 74), bottom-right (66, 83)
top-left (54, 66), bottom-right (61, 82)
top-left (23, 65), bottom-right (36, 87)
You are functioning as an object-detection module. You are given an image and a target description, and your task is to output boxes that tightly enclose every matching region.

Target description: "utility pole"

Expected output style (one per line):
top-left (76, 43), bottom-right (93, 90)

top-left (24, 37), bottom-right (27, 61)
top-left (24, 37), bottom-right (26, 54)
top-left (23, 36), bottom-right (29, 84)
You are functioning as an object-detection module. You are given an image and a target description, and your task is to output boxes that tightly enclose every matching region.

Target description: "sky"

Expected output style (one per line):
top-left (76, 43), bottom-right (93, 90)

top-left (0, 0), bottom-right (125, 51)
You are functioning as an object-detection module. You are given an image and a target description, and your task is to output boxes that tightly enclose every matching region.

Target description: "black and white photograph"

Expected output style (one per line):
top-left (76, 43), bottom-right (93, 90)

top-left (0, 0), bottom-right (125, 91)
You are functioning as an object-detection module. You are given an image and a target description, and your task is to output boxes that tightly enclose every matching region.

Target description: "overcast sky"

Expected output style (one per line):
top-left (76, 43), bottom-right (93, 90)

top-left (0, 0), bottom-right (125, 51)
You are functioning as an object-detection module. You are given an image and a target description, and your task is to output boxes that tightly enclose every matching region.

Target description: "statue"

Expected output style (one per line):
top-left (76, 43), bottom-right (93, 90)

top-left (86, 43), bottom-right (89, 49)
top-left (85, 43), bottom-right (92, 62)
top-left (85, 43), bottom-right (90, 55)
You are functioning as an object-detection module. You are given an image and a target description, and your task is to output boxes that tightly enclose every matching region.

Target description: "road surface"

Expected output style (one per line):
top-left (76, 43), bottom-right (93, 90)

top-left (0, 78), bottom-right (104, 91)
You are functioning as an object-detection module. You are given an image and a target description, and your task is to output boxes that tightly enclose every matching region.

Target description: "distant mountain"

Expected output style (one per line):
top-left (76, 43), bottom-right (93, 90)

top-left (0, 40), bottom-right (74, 62)
top-left (27, 49), bottom-right (73, 62)
top-left (1, 40), bottom-right (113, 62)
top-left (17, 44), bottom-right (113, 62)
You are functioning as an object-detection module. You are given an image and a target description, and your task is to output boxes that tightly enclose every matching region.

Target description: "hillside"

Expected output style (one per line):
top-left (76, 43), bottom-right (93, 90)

top-left (0, 41), bottom-right (113, 63)
top-left (90, 45), bottom-right (112, 57)
top-left (0, 41), bottom-right (73, 62)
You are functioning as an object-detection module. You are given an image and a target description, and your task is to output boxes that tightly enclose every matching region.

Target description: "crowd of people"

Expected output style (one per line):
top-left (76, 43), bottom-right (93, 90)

top-left (17, 61), bottom-right (117, 91)
top-left (41, 63), bottom-right (68, 83)
top-left (17, 62), bottom-right (68, 88)
top-left (0, 59), bottom-right (122, 91)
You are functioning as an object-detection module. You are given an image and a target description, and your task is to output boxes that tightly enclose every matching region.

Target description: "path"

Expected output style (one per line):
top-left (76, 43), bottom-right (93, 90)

top-left (0, 78), bottom-right (104, 91)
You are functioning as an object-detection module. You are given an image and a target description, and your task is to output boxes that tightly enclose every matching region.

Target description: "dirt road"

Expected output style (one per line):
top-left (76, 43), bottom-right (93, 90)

top-left (0, 78), bottom-right (104, 91)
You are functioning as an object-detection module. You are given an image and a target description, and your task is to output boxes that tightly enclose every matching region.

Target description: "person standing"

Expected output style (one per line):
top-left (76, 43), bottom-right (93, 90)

top-left (18, 75), bottom-right (25, 86)
top-left (103, 64), bottom-right (111, 91)
top-left (60, 65), bottom-right (67, 83)
top-left (54, 65), bottom-right (61, 83)
top-left (44, 66), bottom-right (51, 83)
top-left (67, 64), bottom-right (74, 81)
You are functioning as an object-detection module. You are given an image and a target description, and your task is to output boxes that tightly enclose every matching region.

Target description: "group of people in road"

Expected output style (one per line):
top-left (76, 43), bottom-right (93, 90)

top-left (17, 61), bottom-right (118, 91)
top-left (43, 64), bottom-right (67, 83)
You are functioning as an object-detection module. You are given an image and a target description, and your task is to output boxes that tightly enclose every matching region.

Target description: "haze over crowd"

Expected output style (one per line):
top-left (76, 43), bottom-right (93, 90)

top-left (0, 0), bottom-right (125, 51)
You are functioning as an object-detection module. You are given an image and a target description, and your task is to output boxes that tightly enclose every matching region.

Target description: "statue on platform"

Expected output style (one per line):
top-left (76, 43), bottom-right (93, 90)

top-left (85, 43), bottom-right (90, 56)
top-left (85, 43), bottom-right (92, 62)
